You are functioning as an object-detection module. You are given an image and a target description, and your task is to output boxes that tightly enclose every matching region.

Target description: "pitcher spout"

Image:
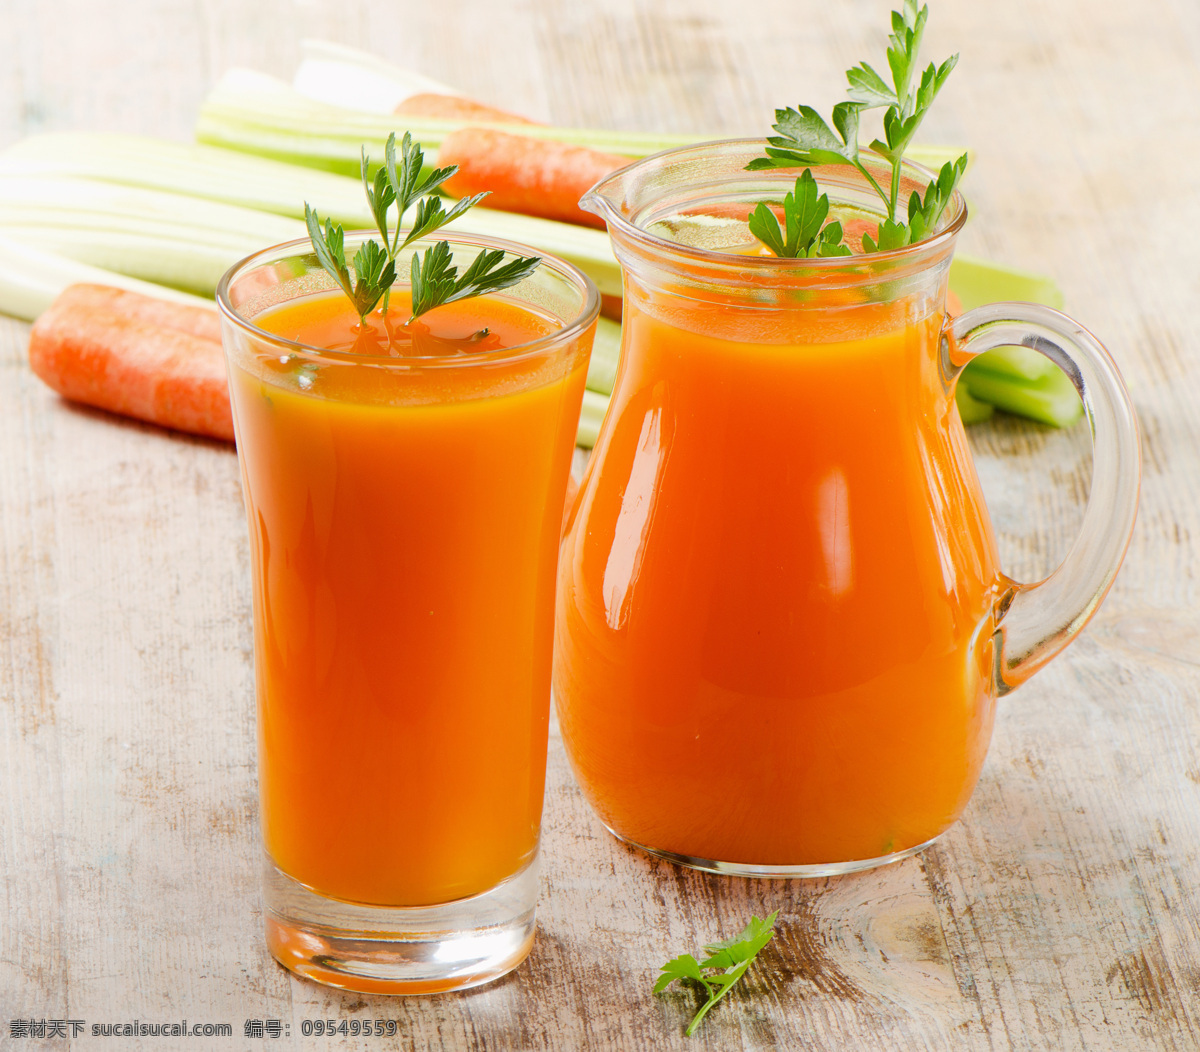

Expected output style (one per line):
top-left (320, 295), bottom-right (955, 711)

top-left (579, 163), bottom-right (637, 230)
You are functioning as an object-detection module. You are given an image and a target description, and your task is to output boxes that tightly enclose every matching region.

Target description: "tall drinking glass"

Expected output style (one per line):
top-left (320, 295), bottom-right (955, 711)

top-left (218, 232), bottom-right (597, 993)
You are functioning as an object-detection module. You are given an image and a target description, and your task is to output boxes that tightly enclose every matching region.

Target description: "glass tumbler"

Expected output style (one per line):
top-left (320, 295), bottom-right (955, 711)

top-left (218, 232), bottom-right (597, 993)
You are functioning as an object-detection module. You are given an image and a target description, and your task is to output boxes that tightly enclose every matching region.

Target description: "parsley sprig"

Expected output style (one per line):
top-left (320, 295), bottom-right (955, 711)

top-left (654, 911), bottom-right (779, 1037)
top-left (304, 131), bottom-right (540, 326)
top-left (747, 0), bottom-right (968, 255)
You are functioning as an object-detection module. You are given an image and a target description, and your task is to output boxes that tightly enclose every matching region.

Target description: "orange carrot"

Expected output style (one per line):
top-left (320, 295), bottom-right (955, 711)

top-left (599, 293), bottom-right (622, 321)
top-left (28, 284), bottom-right (233, 442)
top-left (43, 283), bottom-right (224, 342)
top-left (395, 93), bottom-right (539, 125)
top-left (946, 288), bottom-right (963, 316)
top-left (438, 127), bottom-right (628, 230)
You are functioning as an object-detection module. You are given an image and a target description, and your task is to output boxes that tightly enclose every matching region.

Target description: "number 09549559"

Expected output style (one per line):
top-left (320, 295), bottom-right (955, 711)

top-left (300, 1019), bottom-right (398, 1037)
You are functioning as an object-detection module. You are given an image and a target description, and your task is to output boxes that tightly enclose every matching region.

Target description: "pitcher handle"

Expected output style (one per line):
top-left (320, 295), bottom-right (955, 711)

top-left (943, 302), bottom-right (1141, 694)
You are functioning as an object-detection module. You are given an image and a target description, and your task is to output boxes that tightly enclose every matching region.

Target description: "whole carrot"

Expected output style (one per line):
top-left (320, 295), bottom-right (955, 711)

top-left (395, 93), bottom-right (539, 125)
top-left (43, 283), bottom-right (224, 342)
top-left (28, 283), bottom-right (233, 442)
top-left (438, 127), bottom-right (628, 229)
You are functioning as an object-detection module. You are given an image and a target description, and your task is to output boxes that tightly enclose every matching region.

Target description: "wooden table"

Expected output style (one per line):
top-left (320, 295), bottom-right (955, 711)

top-left (2, 1), bottom-right (1198, 1047)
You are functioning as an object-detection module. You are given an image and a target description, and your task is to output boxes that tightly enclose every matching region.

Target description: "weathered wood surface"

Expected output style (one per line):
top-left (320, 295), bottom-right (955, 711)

top-left (2, 1), bottom-right (1198, 1048)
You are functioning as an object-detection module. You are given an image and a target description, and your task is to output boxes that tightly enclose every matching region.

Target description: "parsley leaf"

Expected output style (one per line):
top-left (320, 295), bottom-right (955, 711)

top-left (303, 205), bottom-right (352, 301)
top-left (861, 217), bottom-right (910, 254)
top-left (886, 0), bottom-right (929, 114)
top-left (654, 953), bottom-right (706, 993)
top-left (408, 241), bottom-right (540, 324)
top-left (846, 61), bottom-right (896, 108)
top-left (361, 155), bottom-right (396, 251)
top-left (906, 153), bottom-right (969, 244)
top-left (747, 170), bottom-right (852, 258)
top-left (655, 911), bottom-right (779, 1037)
top-left (349, 238), bottom-right (396, 318)
top-left (747, 102), bottom-right (862, 171)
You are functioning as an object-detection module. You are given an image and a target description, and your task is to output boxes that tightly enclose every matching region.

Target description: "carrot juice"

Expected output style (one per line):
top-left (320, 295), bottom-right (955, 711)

top-left (554, 278), bottom-right (1003, 868)
top-left (228, 289), bottom-right (589, 907)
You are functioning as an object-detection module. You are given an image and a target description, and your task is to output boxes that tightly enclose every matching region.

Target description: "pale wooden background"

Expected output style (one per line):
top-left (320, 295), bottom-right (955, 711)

top-left (2, 0), bottom-right (1199, 1049)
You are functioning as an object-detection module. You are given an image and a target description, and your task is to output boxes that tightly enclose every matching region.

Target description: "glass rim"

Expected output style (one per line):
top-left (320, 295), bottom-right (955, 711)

top-left (582, 137), bottom-right (968, 274)
top-left (215, 230), bottom-right (601, 369)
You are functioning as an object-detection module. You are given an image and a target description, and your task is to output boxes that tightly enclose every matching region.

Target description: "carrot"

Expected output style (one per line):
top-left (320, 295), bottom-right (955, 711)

top-left (28, 283), bottom-right (233, 442)
top-left (438, 127), bottom-right (628, 230)
top-left (41, 283), bottom-right (224, 342)
top-left (395, 93), bottom-right (539, 125)
top-left (946, 288), bottom-right (963, 316)
top-left (599, 293), bottom-right (622, 321)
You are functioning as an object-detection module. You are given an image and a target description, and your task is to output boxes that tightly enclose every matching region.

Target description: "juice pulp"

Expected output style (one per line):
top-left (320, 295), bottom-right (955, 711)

top-left (231, 291), bottom-right (587, 906)
top-left (554, 287), bottom-right (1002, 865)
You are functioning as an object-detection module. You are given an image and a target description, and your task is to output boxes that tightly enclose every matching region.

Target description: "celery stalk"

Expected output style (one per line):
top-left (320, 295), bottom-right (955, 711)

top-left (197, 70), bottom-right (699, 174)
top-left (950, 253), bottom-right (1065, 312)
top-left (3, 133), bottom-right (370, 223)
top-left (961, 363), bottom-right (1083, 428)
top-left (0, 234), bottom-right (216, 322)
top-left (1, 226), bottom-right (268, 297)
top-left (0, 136), bottom-right (623, 299)
top-left (576, 389), bottom-right (609, 449)
top-left (0, 174), bottom-right (305, 294)
top-left (960, 344), bottom-right (1053, 383)
top-left (954, 382), bottom-right (994, 424)
top-left (442, 210), bottom-right (620, 298)
top-left (949, 252), bottom-right (1066, 384)
top-left (948, 252), bottom-right (1079, 423)
top-left (0, 174), bottom-right (301, 243)
top-left (586, 317), bottom-right (621, 395)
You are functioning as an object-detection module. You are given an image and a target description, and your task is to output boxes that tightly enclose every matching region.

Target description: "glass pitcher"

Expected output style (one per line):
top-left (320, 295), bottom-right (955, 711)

top-left (553, 140), bottom-right (1140, 877)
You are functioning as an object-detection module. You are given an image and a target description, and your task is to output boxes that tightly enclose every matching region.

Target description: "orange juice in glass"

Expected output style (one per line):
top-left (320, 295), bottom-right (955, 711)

top-left (218, 232), bottom-right (597, 992)
top-left (554, 141), bottom-right (1140, 876)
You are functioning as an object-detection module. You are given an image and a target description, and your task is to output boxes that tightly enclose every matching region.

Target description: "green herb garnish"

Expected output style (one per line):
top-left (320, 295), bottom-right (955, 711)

top-left (747, 169), bottom-right (851, 259)
top-left (409, 240), bottom-right (545, 320)
top-left (303, 207), bottom-right (392, 319)
top-left (747, 0), bottom-right (968, 255)
top-left (304, 131), bottom-right (540, 326)
top-left (654, 911), bottom-right (779, 1037)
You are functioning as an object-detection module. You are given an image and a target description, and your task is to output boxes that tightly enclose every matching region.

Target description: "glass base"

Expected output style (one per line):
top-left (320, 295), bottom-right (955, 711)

top-left (261, 854), bottom-right (539, 994)
top-left (607, 828), bottom-right (945, 878)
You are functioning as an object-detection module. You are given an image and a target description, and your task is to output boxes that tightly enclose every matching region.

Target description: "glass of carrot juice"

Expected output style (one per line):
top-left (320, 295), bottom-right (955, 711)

top-left (217, 232), bottom-right (597, 993)
top-left (554, 140), bottom-right (1140, 877)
